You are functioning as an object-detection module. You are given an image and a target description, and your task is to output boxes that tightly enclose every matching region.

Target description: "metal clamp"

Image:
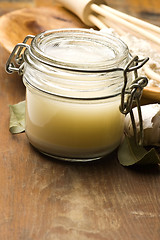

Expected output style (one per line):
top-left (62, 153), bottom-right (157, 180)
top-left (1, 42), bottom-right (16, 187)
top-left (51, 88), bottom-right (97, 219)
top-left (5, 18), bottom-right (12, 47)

top-left (119, 56), bottom-right (149, 146)
top-left (6, 35), bottom-right (34, 75)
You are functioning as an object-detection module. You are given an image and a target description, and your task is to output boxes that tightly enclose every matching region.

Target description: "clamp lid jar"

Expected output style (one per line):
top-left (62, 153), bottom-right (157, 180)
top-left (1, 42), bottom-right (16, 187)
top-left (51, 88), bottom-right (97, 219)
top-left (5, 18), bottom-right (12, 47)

top-left (6, 28), bottom-right (148, 161)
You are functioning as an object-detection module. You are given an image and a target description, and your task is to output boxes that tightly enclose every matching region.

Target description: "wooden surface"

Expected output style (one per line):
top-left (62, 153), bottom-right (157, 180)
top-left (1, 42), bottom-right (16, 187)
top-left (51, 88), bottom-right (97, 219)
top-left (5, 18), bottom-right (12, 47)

top-left (0, 1), bottom-right (160, 240)
top-left (0, 6), bottom-right (86, 53)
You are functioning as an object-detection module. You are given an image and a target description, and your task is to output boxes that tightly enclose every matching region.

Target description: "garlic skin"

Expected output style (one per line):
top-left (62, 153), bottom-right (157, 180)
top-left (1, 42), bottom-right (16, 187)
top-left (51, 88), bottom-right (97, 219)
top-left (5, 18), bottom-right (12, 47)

top-left (124, 104), bottom-right (160, 146)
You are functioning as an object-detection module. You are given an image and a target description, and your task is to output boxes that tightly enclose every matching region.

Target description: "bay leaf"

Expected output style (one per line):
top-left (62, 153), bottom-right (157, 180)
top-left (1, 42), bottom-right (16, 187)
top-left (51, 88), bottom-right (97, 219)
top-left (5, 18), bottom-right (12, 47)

top-left (9, 100), bottom-right (25, 134)
top-left (118, 136), bottom-right (160, 166)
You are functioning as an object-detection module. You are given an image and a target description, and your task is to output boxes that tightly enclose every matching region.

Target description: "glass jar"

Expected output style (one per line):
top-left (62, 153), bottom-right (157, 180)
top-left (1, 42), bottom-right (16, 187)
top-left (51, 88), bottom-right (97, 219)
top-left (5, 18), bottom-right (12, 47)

top-left (7, 28), bottom-right (134, 161)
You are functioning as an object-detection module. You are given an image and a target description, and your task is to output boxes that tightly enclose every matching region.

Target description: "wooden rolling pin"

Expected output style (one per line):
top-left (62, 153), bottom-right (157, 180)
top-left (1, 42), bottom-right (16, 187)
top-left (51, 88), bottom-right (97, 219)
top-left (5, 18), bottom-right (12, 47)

top-left (56, 0), bottom-right (160, 44)
top-left (57, 0), bottom-right (106, 26)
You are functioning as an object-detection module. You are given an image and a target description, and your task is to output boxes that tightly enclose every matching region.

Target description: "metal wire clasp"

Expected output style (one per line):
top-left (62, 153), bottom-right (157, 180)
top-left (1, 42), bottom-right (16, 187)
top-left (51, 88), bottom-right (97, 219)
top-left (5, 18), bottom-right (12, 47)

top-left (119, 56), bottom-right (149, 146)
top-left (6, 35), bottom-right (34, 75)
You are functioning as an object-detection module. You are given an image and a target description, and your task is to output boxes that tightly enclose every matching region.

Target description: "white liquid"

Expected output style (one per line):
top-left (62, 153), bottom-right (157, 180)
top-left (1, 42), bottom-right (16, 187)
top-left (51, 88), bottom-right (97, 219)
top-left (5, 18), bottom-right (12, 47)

top-left (25, 88), bottom-right (124, 160)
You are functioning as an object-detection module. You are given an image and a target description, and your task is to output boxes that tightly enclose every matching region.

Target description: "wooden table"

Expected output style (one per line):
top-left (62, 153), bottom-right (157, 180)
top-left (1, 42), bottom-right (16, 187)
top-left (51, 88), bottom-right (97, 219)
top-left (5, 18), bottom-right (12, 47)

top-left (0, 1), bottom-right (160, 239)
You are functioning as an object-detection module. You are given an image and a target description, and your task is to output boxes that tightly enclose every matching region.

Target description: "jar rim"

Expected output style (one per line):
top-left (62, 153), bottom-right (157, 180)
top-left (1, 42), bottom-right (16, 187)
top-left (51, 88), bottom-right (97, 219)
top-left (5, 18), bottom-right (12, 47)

top-left (29, 28), bottom-right (129, 72)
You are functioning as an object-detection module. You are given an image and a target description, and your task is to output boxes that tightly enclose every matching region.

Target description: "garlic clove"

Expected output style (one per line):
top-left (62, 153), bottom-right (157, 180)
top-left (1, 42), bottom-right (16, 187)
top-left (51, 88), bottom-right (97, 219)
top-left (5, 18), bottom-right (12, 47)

top-left (124, 104), bottom-right (160, 146)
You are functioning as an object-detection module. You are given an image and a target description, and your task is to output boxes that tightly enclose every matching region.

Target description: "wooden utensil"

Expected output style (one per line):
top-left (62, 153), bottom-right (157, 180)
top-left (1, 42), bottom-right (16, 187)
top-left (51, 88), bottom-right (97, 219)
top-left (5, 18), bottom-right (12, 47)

top-left (56, 0), bottom-right (160, 44)
top-left (0, 6), bottom-right (86, 53)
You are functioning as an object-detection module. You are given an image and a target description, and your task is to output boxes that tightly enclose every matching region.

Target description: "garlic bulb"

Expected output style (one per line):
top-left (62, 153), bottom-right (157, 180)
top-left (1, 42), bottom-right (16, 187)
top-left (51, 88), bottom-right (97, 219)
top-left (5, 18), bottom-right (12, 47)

top-left (124, 104), bottom-right (160, 146)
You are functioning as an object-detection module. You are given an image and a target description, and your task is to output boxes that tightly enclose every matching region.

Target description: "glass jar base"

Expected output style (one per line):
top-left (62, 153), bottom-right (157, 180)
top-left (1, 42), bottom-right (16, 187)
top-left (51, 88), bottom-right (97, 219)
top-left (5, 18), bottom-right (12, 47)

top-left (40, 150), bottom-right (103, 162)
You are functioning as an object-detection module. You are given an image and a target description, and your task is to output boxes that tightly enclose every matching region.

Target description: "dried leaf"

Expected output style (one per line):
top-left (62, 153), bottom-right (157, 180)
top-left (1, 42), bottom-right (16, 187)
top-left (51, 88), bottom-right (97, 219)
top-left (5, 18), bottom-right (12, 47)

top-left (9, 101), bottom-right (25, 134)
top-left (118, 136), bottom-right (160, 166)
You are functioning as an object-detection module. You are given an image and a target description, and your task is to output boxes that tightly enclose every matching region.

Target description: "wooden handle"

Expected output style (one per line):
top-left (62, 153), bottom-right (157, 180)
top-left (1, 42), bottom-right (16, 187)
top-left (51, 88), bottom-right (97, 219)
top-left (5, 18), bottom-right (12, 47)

top-left (57, 0), bottom-right (107, 26)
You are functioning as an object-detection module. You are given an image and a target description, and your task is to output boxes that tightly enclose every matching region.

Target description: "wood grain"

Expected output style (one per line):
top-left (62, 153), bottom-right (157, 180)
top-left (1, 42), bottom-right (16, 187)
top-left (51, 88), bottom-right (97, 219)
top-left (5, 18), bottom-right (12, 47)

top-left (0, 6), bottom-right (86, 53)
top-left (0, 2), bottom-right (160, 240)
